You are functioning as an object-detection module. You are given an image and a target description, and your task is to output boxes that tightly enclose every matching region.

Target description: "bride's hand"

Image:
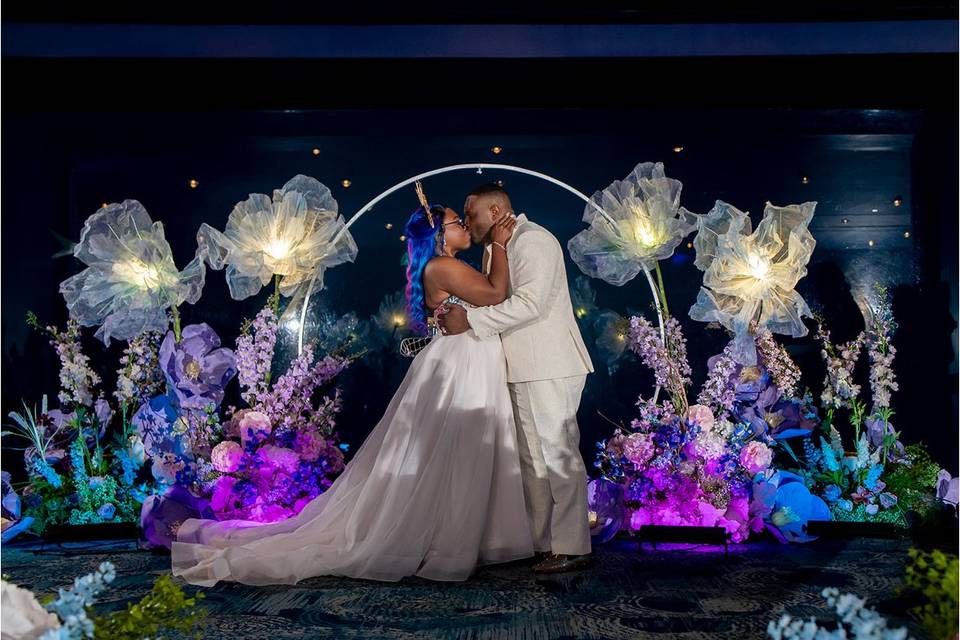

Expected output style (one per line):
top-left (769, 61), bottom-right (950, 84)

top-left (490, 214), bottom-right (516, 246)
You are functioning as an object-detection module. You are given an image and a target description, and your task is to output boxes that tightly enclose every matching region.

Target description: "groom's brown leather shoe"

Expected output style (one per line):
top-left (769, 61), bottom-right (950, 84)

top-left (531, 553), bottom-right (592, 574)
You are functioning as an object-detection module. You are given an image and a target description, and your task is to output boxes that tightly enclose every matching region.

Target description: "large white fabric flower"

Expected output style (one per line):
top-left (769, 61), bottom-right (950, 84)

top-left (689, 200), bottom-right (817, 362)
top-left (60, 201), bottom-right (205, 345)
top-left (568, 162), bottom-right (696, 286)
top-left (1, 579), bottom-right (62, 639)
top-left (197, 175), bottom-right (358, 301)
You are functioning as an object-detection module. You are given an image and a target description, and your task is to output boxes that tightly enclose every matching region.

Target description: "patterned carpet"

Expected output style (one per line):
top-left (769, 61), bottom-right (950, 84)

top-left (1, 537), bottom-right (928, 639)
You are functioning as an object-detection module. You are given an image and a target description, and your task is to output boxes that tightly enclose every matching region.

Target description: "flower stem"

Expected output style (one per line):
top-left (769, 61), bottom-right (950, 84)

top-left (654, 262), bottom-right (671, 319)
top-left (272, 274), bottom-right (282, 317)
top-left (170, 305), bottom-right (182, 343)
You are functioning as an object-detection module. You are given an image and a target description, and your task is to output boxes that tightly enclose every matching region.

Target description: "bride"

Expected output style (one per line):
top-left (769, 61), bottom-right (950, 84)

top-left (171, 186), bottom-right (533, 586)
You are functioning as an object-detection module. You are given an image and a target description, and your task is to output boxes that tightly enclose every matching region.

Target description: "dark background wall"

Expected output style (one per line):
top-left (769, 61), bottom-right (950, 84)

top-left (3, 6), bottom-right (957, 473)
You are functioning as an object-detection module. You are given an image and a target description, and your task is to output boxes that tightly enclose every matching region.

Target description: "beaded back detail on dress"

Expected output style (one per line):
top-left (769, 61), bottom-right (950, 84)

top-left (399, 295), bottom-right (467, 358)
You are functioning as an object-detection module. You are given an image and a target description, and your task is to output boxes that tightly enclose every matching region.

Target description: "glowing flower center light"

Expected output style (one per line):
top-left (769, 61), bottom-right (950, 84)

top-left (112, 259), bottom-right (164, 290)
top-left (392, 314), bottom-right (406, 327)
top-left (264, 237), bottom-right (293, 260)
top-left (747, 252), bottom-right (771, 280)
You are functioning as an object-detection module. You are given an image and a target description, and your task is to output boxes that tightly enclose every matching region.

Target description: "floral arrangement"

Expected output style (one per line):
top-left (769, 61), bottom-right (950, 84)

top-left (0, 561), bottom-right (207, 639)
top-left (3, 316), bottom-right (155, 536)
top-left (767, 587), bottom-right (913, 640)
top-left (576, 161), bottom-right (948, 544)
top-left (3, 175), bottom-right (360, 547)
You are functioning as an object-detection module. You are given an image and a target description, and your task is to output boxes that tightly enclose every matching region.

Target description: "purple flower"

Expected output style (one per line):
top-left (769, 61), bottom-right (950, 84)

top-left (159, 323), bottom-right (237, 409)
top-left (936, 469), bottom-right (959, 508)
top-left (587, 478), bottom-right (625, 544)
top-left (864, 417), bottom-right (905, 461)
top-left (140, 484), bottom-right (215, 550)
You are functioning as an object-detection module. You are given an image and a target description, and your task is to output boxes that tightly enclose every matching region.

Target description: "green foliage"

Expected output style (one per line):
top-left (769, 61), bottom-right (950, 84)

top-left (884, 443), bottom-right (943, 520)
top-left (903, 548), bottom-right (959, 640)
top-left (829, 502), bottom-right (909, 528)
top-left (92, 574), bottom-right (208, 639)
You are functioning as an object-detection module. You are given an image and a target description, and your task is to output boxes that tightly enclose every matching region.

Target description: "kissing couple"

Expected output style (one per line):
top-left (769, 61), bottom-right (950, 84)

top-left (172, 181), bottom-right (595, 586)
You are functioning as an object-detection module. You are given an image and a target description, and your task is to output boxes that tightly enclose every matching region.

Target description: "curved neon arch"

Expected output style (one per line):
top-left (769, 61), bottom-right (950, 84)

top-left (296, 163), bottom-right (666, 396)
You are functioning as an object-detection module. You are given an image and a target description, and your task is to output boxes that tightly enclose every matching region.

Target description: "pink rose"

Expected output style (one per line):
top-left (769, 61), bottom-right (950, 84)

top-left (622, 432), bottom-right (655, 467)
top-left (293, 431), bottom-right (325, 462)
top-left (256, 445), bottom-right (301, 474)
top-left (739, 441), bottom-right (773, 475)
top-left (685, 404), bottom-right (716, 432)
top-left (239, 411), bottom-right (272, 447)
top-left (210, 440), bottom-right (244, 473)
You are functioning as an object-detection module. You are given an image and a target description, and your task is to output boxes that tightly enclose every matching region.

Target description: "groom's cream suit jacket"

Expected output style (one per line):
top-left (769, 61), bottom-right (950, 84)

top-left (466, 215), bottom-right (594, 384)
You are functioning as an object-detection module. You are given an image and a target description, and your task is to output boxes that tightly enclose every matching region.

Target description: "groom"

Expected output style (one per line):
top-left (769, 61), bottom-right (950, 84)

top-left (438, 183), bottom-right (595, 574)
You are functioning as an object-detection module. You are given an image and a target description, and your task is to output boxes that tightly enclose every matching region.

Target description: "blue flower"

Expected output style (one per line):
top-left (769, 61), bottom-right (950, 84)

top-left (823, 484), bottom-right (842, 503)
top-left (753, 469), bottom-right (831, 543)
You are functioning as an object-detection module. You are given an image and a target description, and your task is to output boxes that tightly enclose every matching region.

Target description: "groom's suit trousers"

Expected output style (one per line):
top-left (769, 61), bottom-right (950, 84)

top-left (508, 374), bottom-right (591, 556)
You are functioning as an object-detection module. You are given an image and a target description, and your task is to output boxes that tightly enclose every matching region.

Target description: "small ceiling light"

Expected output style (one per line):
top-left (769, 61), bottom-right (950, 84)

top-left (496, 180), bottom-right (504, 187)
top-left (686, 242), bottom-right (694, 249)
top-left (871, 208), bottom-right (879, 213)
top-left (893, 196), bottom-right (903, 207)
top-left (868, 240), bottom-right (875, 247)
top-left (341, 179), bottom-right (351, 188)
top-left (903, 231), bottom-right (911, 238)
top-left (673, 146), bottom-right (684, 153)
top-left (491, 146), bottom-right (502, 154)
top-left (101, 202), bottom-right (109, 209)
top-left (385, 223), bottom-right (393, 230)
top-left (399, 234), bottom-right (407, 242)
top-left (801, 176), bottom-right (810, 184)
top-left (312, 148), bottom-right (320, 156)
top-left (841, 218), bottom-right (849, 224)
top-left (188, 179), bottom-right (199, 189)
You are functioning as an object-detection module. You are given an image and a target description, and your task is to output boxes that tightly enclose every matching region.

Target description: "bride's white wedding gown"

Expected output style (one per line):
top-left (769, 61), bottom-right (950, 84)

top-left (171, 297), bottom-right (534, 586)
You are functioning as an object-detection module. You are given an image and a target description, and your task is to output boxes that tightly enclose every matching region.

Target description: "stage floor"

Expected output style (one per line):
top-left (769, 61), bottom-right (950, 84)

top-left (1, 537), bottom-right (925, 639)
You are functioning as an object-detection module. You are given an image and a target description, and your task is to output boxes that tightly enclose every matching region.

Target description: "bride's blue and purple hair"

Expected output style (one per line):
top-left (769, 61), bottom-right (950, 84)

top-left (404, 205), bottom-right (448, 335)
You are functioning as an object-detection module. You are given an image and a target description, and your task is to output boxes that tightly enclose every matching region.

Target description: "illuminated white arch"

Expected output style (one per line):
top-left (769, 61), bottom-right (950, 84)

top-left (297, 163), bottom-right (666, 396)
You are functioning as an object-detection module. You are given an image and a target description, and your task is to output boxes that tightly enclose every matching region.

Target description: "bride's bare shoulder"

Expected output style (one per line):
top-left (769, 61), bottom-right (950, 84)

top-left (424, 256), bottom-right (475, 276)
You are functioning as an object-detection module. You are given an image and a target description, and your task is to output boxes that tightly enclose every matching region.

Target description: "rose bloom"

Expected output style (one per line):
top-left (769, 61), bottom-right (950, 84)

top-left (293, 431), bottom-right (325, 462)
top-left (622, 432), bottom-right (655, 467)
top-left (239, 410), bottom-right (272, 447)
top-left (739, 440), bottom-right (773, 475)
top-left (256, 445), bottom-right (301, 475)
top-left (210, 440), bottom-right (244, 473)
top-left (685, 404), bottom-right (716, 432)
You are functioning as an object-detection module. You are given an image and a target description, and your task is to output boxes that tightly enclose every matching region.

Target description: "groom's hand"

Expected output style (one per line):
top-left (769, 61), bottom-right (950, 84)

top-left (437, 305), bottom-right (470, 336)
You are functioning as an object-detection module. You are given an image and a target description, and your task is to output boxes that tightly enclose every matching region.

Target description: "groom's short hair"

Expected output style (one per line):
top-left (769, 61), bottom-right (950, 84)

top-left (467, 183), bottom-right (510, 200)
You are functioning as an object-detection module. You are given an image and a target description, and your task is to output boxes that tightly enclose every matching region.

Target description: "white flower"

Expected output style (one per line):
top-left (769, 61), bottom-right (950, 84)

top-left (197, 175), bottom-right (357, 301)
top-left (689, 201), bottom-right (817, 363)
top-left (568, 162), bottom-right (696, 285)
top-left (1, 580), bottom-right (62, 640)
top-left (60, 201), bottom-right (206, 345)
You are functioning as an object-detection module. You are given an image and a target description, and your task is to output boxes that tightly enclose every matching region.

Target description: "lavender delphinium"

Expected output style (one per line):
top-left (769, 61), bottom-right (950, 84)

top-left (627, 315), bottom-right (691, 412)
top-left (815, 318), bottom-right (866, 412)
top-left (257, 346), bottom-right (348, 436)
top-left (754, 325), bottom-right (802, 399)
top-left (115, 331), bottom-right (164, 412)
top-left (235, 307), bottom-right (278, 405)
top-left (866, 285), bottom-right (898, 411)
top-left (698, 341), bottom-right (738, 418)
top-left (27, 313), bottom-right (100, 407)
